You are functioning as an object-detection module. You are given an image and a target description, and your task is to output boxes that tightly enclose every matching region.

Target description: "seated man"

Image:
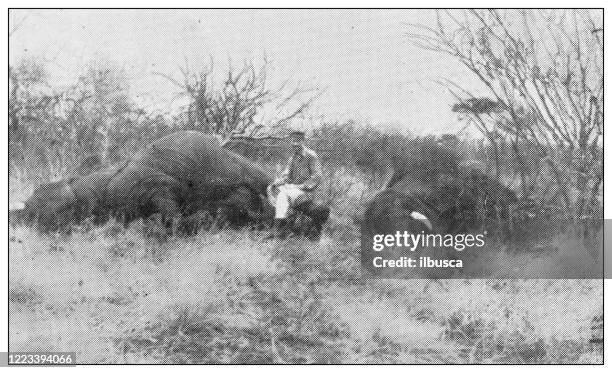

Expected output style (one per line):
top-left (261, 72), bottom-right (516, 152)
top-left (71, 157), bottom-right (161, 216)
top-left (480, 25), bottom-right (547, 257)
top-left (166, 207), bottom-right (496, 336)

top-left (267, 130), bottom-right (330, 239)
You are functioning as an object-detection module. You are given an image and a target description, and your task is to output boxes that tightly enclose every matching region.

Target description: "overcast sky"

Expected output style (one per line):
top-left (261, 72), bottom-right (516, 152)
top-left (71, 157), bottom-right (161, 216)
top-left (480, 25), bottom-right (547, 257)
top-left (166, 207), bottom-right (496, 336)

top-left (9, 9), bottom-right (484, 135)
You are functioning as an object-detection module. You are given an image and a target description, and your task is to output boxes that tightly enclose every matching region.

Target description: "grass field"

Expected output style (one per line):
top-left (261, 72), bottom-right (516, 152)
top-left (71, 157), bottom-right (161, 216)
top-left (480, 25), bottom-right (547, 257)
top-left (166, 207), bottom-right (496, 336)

top-left (9, 215), bottom-right (603, 363)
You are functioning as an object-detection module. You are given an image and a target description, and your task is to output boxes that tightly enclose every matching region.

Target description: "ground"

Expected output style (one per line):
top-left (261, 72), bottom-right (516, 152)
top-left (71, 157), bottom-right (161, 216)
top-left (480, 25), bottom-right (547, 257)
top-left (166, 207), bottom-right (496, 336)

top-left (9, 220), bottom-right (603, 364)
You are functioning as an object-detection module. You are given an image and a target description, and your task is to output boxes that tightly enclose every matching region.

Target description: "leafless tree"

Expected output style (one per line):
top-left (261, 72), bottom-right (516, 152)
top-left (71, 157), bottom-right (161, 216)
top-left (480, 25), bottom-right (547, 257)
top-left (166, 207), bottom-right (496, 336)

top-left (406, 9), bottom-right (603, 219)
top-left (156, 59), bottom-right (321, 144)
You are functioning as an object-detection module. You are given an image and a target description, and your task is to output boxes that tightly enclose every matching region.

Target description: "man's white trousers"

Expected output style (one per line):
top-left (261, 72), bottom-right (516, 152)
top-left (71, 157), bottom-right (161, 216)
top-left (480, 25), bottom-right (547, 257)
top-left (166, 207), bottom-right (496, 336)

top-left (269, 184), bottom-right (307, 219)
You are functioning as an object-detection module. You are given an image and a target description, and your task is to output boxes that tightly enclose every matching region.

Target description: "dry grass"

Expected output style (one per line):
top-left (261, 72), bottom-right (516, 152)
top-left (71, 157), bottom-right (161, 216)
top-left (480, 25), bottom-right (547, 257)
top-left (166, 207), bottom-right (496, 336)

top-left (9, 221), bottom-right (603, 363)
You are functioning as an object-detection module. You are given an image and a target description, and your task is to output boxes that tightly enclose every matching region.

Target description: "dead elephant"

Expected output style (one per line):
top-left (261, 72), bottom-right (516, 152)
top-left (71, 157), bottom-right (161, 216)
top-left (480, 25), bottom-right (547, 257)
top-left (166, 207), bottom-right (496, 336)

top-left (10, 130), bottom-right (329, 236)
top-left (361, 166), bottom-right (517, 275)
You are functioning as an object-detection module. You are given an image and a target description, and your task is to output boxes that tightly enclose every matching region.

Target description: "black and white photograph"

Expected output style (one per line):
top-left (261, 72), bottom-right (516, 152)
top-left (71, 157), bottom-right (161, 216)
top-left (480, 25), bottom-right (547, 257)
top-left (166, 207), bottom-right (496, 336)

top-left (6, 7), bottom-right (605, 365)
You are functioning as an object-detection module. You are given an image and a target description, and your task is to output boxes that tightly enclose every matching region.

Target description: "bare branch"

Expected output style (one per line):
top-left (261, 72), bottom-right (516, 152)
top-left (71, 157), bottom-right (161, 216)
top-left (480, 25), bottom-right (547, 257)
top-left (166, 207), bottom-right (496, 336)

top-left (407, 9), bottom-right (602, 217)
